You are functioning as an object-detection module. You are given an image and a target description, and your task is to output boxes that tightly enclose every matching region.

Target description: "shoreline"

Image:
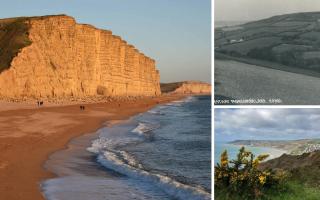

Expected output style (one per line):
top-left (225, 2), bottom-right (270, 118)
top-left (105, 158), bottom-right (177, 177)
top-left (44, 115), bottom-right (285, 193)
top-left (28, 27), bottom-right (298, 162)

top-left (215, 143), bottom-right (288, 164)
top-left (0, 94), bottom-right (188, 200)
top-left (229, 144), bottom-right (288, 160)
top-left (41, 97), bottom-right (212, 199)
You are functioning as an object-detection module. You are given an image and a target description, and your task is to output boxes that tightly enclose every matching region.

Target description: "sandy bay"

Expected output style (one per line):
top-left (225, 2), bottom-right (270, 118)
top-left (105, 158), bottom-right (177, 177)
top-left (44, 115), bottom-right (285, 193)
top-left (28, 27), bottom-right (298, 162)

top-left (0, 95), bottom-right (185, 200)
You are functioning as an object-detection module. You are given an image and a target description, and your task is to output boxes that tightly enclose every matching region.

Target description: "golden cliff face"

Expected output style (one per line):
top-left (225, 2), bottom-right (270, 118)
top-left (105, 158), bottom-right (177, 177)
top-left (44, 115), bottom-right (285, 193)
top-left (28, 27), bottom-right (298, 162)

top-left (160, 81), bottom-right (211, 94)
top-left (0, 15), bottom-right (161, 98)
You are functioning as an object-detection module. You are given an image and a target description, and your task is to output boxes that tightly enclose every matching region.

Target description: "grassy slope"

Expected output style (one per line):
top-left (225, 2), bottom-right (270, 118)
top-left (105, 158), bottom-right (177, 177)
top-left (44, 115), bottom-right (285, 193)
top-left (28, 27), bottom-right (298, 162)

top-left (262, 151), bottom-right (320, 187)
top-left (215, 12), bottom-right (320, 71)
top-left (0, 17), bottom-right (32, 73)
top-left (266, 182), bottom-right (320, 200)
top-left (160, 82), bottom-right (183, 93)
top-left (215, 181), bottom-right (320, 200)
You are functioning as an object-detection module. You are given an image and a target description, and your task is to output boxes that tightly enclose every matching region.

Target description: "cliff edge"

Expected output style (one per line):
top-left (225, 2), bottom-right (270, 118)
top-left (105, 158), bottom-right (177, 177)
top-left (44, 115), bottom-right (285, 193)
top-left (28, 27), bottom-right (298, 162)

top-left (160, 81), bottom-right (211, 94)
top-left (0, 14), bottom-right (161, 98)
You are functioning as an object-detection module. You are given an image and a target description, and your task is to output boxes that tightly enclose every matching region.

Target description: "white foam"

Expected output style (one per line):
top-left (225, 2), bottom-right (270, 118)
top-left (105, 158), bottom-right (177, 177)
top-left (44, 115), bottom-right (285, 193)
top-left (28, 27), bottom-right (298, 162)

top-left (87, 133), bottom-right (210, 200)
top-left (147, 110), bottom-right (165, 115)
top-left (131, 122), bottom-right (160, 135)
top-left (164, 96), bottom-right (198, 107)
top-left (85, 99), bottom-right (210, 200)
top-left (97, 150), bottom-right (211, 200)
top-left (87, 131), bottom-right (142, 154)
top-left (172, 96), bottom-right (197, 104)
top-left (87, 137), bottom-right (110, 153)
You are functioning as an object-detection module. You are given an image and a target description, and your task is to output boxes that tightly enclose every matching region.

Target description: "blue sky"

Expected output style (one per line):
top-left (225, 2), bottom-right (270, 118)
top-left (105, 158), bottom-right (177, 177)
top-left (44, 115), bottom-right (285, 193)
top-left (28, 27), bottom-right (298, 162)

top-left (0, 0), bottom-right (211, 83)
top-left (215, 108), bottom-right (320, 142)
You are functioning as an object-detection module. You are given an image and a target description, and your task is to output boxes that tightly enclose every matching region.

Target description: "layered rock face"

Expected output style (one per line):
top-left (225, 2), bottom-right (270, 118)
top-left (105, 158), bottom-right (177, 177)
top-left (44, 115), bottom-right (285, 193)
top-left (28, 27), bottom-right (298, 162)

top-left (0, 15), bottom-right (161, 98)
top-left (160, 81), bottom-right (211, 94)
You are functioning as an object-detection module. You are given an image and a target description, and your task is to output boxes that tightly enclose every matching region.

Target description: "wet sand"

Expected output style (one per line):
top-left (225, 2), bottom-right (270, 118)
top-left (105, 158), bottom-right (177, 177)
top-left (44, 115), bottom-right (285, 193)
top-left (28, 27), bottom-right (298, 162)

top-left (0, 95), bottom-right (185, 200)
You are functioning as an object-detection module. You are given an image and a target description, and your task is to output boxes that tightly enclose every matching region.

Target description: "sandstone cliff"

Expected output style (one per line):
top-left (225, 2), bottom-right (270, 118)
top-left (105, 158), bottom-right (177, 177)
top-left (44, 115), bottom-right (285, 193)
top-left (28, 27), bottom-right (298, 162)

top-left (160, 81), bottom-right (211, 94)
top-left (0, 15), bottom-right (161, 98)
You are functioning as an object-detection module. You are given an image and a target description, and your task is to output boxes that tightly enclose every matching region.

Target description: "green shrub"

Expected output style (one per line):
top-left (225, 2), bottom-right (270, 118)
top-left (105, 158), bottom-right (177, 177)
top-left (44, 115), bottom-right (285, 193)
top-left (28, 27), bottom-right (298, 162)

top-left (0, 18), bottom-right (32, 73)
top-left (215, 147), bottom-right (289, 200)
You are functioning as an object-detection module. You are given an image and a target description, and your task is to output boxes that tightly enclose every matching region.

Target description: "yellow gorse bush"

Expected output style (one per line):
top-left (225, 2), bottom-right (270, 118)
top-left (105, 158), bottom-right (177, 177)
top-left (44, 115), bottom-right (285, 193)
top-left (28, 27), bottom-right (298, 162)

top-left (220, 150), bottom-right (229, 168)
top-left (215, 146), bottom-right (287, 199)
top-left (259, 175), bottom-right (266, 184)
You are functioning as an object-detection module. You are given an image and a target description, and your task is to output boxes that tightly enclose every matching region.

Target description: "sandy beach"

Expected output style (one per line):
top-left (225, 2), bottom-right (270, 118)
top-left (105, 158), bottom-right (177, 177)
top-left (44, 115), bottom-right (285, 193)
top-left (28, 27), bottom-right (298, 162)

top-left (0, 95), bottom-right (185, 200)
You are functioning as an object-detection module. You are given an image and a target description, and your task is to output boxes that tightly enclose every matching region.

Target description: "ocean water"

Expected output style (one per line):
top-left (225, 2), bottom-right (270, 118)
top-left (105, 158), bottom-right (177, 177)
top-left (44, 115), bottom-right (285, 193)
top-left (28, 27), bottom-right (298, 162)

top-left (42, 95), bottom-right (212, 200)
top-left (214, 142), bottom-right (286, 165)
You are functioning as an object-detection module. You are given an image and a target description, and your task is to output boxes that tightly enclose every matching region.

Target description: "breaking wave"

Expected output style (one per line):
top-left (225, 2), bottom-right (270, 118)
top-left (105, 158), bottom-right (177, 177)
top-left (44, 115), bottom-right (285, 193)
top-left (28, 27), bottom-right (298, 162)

top-left (87, 135), bottom-right (211, 200)
top-left (147, 110), bottom-right (165, 115)
top-left (131, 122), bottom-right (160, 134)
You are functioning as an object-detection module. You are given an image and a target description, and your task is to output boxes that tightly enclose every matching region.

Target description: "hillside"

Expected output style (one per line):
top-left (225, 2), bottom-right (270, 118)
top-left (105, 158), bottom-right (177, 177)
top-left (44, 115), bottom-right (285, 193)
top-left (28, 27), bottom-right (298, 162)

top-left (160, 81), bottom-right (211, 94)
top-left (0, 14), bottom-right (161, 98)
top-left (230, 139), bottom-right (320, 188)
top-left (261, 150), bottom-right (320, 188)
top-left (215, 12), bottom-right (320, 71)
top-left (229, 139), bottom-right (320, 155)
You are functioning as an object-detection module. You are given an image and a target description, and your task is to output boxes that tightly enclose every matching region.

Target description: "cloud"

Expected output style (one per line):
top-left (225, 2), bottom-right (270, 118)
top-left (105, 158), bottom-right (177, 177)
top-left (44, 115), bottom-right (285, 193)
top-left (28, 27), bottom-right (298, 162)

top-left (215, 108), bottom-right (320, 141)
top-left (215, 0), bottom-right (320, 22)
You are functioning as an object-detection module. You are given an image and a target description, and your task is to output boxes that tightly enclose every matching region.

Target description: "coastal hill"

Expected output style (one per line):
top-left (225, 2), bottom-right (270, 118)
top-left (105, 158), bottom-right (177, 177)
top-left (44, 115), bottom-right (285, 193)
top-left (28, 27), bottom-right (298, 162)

top-left (160, 81), bottom-right (211, 94)
top-left (0, 14), bottom-right (161, 98)
top-left (261, 150), bottom-right (320, 171)
top-left (260, 151), bottom-right (320, 187)
top-left (215, 12), bottom-right (320, 72)
top-left (230, 139), bottom-right (320, 188)
top-left (229, 139), bottom-right (320, 155)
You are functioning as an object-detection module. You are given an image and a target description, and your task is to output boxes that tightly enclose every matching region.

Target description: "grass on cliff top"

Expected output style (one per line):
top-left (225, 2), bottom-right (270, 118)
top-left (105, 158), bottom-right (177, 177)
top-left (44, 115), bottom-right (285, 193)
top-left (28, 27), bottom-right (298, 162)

top-left (0, 17), bottom-right (32, 73)
top-left (160, 82), bottom-right (183, 93)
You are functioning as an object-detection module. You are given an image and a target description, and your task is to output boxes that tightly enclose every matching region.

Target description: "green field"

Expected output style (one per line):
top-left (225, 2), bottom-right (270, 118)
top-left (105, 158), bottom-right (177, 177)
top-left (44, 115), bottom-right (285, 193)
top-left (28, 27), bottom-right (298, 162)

top-left (215, 12), bottom-right (320, 71)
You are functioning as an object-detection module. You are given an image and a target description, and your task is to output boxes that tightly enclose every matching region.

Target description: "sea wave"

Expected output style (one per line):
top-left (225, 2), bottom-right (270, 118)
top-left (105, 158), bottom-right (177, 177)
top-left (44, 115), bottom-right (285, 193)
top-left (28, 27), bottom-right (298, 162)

top-left (165, 96), bottom-right (198, 107)
top-left (97, 150), bottom-right (210, 200)
top-left (131, 122), bottom-right (160, 135)
top-left (87, 135), bottom-right (141, 154)
top-left (87, 135), bottom-right (211, 200)
top-left (147, 96), bottom-right (197, 114)
top-left (86, 96), bottom-right (210, 200)
top-left (147, 110), bottom-right (165, 115)
top-left (174, 96), bottom-right (197, 103)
